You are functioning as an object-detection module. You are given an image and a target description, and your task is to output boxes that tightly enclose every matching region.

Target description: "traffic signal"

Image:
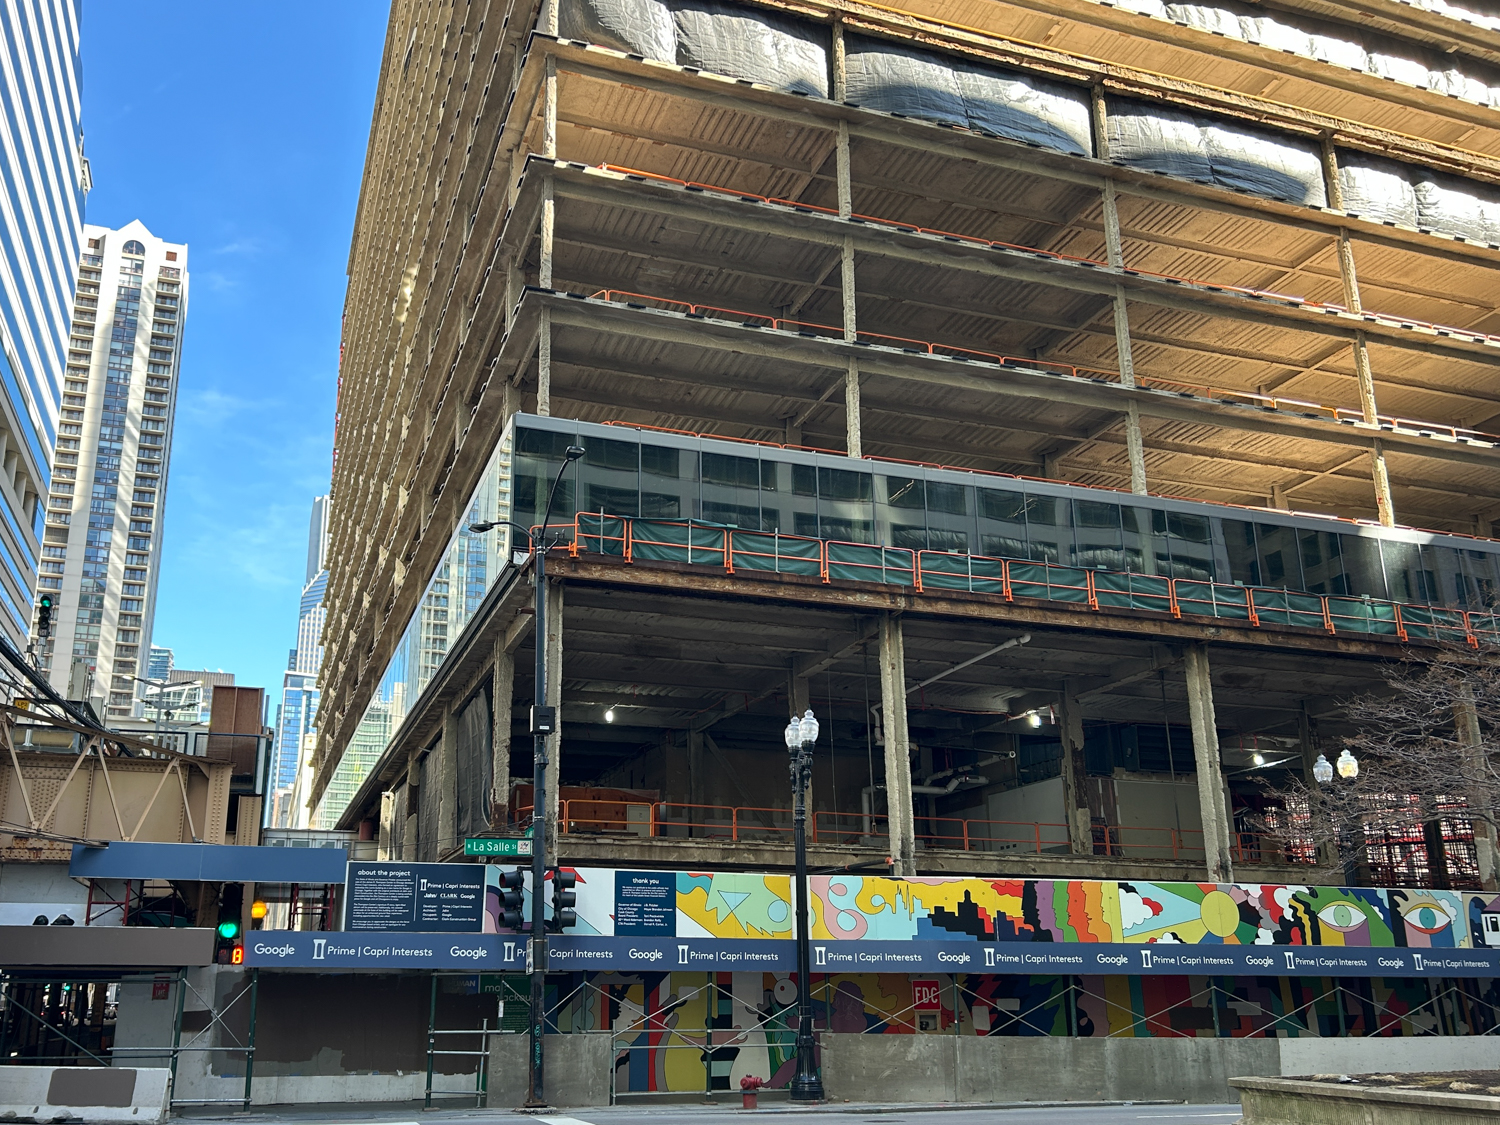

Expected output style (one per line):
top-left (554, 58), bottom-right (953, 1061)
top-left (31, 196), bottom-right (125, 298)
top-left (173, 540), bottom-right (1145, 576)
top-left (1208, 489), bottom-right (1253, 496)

top-left (215, 884), bottom-right (244, 964)
top-left (548, 867), bottom-right (577, 932)
top-left (498, 868), bottom-right (525, 929)
top-left (36, 595), bottom-right (53, 638)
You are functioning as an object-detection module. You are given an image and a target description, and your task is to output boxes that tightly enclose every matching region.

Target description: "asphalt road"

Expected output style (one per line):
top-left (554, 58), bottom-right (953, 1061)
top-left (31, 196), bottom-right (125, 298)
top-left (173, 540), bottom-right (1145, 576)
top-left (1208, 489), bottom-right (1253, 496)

top-left (186, 1104), bottom-right (1242, 1125)
top-left (524, 1106), bottom-right (1242, 1125)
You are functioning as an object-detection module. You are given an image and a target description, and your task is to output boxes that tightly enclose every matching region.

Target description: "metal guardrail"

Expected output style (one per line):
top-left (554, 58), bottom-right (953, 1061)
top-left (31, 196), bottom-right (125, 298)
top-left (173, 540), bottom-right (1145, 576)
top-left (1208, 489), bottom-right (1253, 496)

top-left (551, 512), bottom-right (1494, 649)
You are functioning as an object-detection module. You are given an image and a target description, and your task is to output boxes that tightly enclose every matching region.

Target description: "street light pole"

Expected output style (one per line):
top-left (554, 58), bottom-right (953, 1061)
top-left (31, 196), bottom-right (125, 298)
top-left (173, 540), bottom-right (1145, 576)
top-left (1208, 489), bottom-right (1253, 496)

top-left (477, 444), bottom-right (584, 1109)
top-left (784, 708), bottom-right (825, 1103)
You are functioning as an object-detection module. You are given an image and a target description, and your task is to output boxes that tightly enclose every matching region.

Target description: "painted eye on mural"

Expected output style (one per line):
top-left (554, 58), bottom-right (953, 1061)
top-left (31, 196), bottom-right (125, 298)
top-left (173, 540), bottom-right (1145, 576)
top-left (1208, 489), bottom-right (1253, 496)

top-left (1316, 901), bottom-right (1369, 932)
top-left (1400, 900), bottom-right (1453, 935)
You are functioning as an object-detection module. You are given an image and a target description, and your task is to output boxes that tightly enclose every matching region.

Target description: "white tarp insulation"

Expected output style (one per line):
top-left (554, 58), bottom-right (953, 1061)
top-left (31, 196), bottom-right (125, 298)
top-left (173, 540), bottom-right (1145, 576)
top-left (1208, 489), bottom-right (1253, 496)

top-left (1341, 152), bottom-right (1500, 242)
top-left (1105, 0), bottom-right (1500, 109)
top-left (841, 36), bottom-right (1093, 155)
top-left (558, 0), bottom-right (827, 94)
top-left (1105, 98), bottom-right (1327, 205)
top-left (556, 0), bottom-right (1500, 239)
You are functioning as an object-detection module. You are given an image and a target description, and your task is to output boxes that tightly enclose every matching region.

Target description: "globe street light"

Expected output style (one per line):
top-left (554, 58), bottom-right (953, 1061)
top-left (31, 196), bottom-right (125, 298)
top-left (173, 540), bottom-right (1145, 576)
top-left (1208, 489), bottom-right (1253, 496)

top-left (783, 708), bottom-right (824, 1103)
top-left (1312, 749), bottom-right (1359, 784)
top-left (471, 442), bottom-right (585, 1108)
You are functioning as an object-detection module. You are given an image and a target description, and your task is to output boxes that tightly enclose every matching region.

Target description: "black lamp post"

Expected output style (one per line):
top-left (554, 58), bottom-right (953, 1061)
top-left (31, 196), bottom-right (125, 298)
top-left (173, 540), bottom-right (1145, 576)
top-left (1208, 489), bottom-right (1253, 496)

top-left (470, 441), bottom-right (584, 1108)
top-left (783, 707), bottom-right (825, 1103)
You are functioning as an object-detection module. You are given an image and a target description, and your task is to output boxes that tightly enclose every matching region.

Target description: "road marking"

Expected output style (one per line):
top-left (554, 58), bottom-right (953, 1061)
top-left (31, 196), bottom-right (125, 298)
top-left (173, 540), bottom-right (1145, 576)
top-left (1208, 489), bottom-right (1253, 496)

top-left (1134, 1116), bottom-right (1242, 1120)
top-left (531, 1117), bottom-right (598, 1125)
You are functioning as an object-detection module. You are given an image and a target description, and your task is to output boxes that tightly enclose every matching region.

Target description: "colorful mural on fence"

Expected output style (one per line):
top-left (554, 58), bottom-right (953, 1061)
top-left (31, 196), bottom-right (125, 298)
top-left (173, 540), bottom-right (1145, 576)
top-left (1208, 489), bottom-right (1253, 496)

top-left (561, 869), bottom-right (1488, 950)
top-left (535, 967), bottom-right (1500, 1093)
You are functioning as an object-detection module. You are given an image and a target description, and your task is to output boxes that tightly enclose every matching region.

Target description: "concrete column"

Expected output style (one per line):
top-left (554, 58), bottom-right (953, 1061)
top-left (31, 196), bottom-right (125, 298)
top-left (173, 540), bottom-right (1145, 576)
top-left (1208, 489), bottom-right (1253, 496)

top-left (1099, 180), bottom-right (1148, 497)
top-left (830, 20), bottom-right (847, 102)
top-left (844, 358), bottom-right (863, 459)
top-left (438, 706), bottom-right (460, 856)
top-left (1323, 144), bottom-right (1395, 528)
top-left (1058, 686), bottom-right (1093, 855)
top-left (542, 55), bottom-right (558, 158)
top-left (537, 307), bottom-right (552, 416)
top-left (789, 670), bottom-right (811, 717)
top-left (1184, 644), bottom-right (1233, 883)
top-left (543, 579), bottom-right (564, 858)
top-left (491, 641), bottom-right (514, 828)
top-left (688, 728), bottom-right (705, 824)
top-left (1297, 703), bottom-right (1338, 868)
top-left (878, 614), bottom-right (917, 875)
top-left (403, 748), bottom-right (421, 860)
top-left (1456, 684), bottom-right (1499, 891)
top-left (379, 790), bottom-right (395, 859)
top-left (836, 119), bottom-right (862, 458)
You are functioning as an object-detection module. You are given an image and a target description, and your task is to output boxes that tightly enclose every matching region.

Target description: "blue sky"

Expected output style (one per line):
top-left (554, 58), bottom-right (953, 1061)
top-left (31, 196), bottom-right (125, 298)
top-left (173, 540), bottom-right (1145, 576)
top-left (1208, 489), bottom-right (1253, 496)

top-left (81, 3), bottom-right (388, 699)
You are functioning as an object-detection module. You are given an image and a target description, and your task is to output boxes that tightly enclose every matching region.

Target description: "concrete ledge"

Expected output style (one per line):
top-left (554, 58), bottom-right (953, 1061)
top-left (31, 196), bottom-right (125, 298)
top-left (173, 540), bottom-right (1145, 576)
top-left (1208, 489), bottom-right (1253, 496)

top-left (0, 1066), bottom-right (170, 1123)
top-left (1232, 1076), bottom-right (1500, 1124)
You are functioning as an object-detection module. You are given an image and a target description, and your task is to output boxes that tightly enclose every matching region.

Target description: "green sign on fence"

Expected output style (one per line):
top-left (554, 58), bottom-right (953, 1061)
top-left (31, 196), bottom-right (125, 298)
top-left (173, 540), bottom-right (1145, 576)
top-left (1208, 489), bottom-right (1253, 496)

top-left (463, 836), bottom-right (533, 857)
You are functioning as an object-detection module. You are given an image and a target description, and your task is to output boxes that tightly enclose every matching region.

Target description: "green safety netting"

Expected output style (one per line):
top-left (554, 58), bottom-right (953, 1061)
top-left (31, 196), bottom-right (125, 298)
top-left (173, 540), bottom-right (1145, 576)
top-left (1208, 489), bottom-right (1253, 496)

top-left (1175, 580), bottom-right (1255, 622)
top-left (583, 515), bottom-right (1487, 648)
top-left (827, 541), bottom-right (915, 585)
top-left (1249, 588), bottom-right (1328, 630)
top-left (1009, 562), bottom-right (1090, 604)
top-left (1324, 597), bottom-right (1401, 637)
top-left (577, 513), bottom-right (629, 556)
top-left (628, 519), bottom-right (727, 567)
top-left (1399, 604), bottom-right (1472, 643)
top-left (918, 552), bottom-right (1006, 594)
top-left (729, 531), bottom-right (822, 577)
top-left (1470, 611), bottom-right (1500, 647)
top-left (1092, 570), bottom-right (1173, 614)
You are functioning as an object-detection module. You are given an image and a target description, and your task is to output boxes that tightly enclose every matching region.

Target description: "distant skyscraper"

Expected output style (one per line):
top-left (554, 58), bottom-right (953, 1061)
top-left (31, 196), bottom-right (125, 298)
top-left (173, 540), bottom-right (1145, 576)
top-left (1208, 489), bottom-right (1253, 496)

top-left (35, 223), bottom-right (186, 717)
top-left (272, 496), bottom-right (329, 826)
top-left (146, 644), bottom-right (173, 681)
top-left (0, 0), bottom-right (87, 648)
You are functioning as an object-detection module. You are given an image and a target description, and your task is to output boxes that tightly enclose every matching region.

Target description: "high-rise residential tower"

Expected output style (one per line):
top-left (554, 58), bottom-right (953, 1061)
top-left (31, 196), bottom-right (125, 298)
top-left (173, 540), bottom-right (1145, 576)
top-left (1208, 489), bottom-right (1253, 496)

top-left (36, 222), bottom-right (186, 717)
top-left (270, 496), bottom-right (330, 826)
top-left (0, 0), bottom-right (87, 648)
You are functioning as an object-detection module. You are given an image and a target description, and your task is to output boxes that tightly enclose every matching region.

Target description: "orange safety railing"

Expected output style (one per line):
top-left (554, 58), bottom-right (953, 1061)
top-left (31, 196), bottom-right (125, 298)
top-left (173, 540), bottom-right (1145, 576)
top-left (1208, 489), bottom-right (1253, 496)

top-left (588, 164), bottom-right (1500, 446)
top-left (544, 512), bottom-right (1495, 649)
top-left (531, 800), bottom-right (1313, 864)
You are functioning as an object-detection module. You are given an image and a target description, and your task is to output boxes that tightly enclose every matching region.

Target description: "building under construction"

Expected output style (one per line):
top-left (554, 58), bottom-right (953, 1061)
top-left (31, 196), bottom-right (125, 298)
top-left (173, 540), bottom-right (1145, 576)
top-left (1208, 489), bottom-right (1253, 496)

top-left (306, 0), bottom-right (1500, 1098)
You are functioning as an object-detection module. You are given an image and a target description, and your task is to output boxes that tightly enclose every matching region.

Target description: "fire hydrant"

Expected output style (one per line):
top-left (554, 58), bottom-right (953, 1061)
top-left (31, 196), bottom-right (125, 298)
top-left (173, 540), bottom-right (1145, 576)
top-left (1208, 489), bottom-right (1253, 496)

top-left (741, 1075), bottom-right (764, 1109)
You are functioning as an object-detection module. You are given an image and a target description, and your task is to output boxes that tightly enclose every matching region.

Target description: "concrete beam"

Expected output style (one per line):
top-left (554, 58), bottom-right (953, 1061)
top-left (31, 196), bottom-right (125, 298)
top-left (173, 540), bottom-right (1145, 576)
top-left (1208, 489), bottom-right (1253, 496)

top-left (538, 290), bottom-right (1500, 468)
top-left (543, 161), bottom-right (1500, 366)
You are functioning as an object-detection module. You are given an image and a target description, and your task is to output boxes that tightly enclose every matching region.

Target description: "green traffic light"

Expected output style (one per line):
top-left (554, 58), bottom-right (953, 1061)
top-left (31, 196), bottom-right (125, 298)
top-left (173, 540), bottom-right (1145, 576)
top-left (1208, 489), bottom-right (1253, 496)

top-left (216, 920), bottom-right (240, 940)
top-left (38, 595), bottom-right (52, 609)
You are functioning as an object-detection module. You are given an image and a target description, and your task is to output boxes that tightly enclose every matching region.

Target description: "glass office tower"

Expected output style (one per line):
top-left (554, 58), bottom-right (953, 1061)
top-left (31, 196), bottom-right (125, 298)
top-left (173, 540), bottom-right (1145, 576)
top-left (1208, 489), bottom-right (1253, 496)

top-left (36, 222), bottom-right (187, 716)
top-left (271, 496), bottom-right (329, 826)
top-left (0, 0), bottom-right (86, 647)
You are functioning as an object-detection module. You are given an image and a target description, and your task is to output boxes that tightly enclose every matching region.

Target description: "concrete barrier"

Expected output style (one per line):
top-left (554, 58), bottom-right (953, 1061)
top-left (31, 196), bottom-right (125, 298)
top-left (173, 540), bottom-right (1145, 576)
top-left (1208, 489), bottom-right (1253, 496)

top-left (821, 1034), bottom-right (1280, 1104)
top-left (487, 1033), bottom-right (612, 1107)
top-left (0, 1066), bottom-right (170, 1123)
top-left (822, 1034), bottom-right (1500, 1106)
top-left (1233, 1076), bottom-right (1500, 1125)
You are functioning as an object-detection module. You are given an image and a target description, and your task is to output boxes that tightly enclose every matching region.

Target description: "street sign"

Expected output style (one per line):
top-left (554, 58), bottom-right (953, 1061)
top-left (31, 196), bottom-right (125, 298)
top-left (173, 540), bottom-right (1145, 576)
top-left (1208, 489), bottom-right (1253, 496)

top-left (464, 837), bottom-right (533, 857)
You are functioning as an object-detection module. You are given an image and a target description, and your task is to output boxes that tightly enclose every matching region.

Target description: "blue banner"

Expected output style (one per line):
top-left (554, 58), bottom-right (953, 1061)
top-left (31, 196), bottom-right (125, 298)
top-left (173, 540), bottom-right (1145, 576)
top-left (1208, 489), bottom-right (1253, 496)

top-left (242, 931), bottom-right (1500, 976)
